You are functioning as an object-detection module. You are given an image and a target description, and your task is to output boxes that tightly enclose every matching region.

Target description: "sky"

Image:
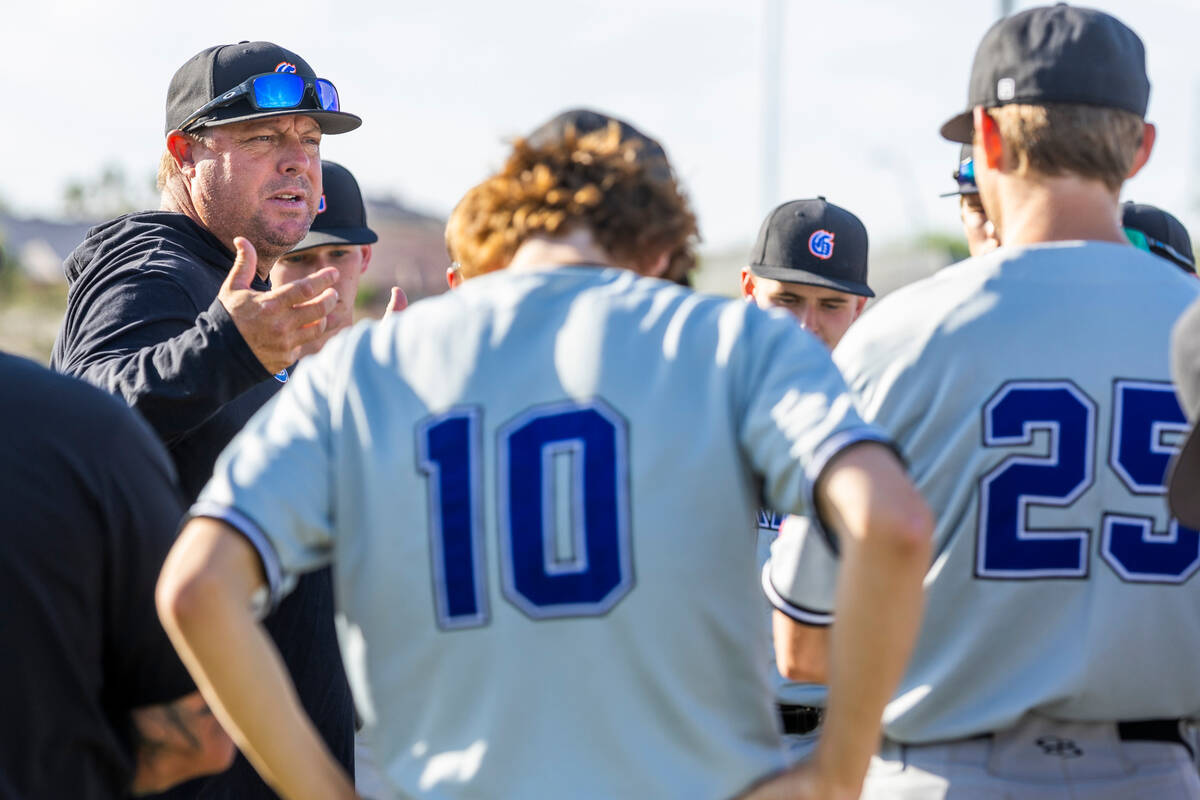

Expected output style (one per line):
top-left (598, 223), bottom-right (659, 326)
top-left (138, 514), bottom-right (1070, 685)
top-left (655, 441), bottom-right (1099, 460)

top-left (1, 0), bottom-right (1197, 254)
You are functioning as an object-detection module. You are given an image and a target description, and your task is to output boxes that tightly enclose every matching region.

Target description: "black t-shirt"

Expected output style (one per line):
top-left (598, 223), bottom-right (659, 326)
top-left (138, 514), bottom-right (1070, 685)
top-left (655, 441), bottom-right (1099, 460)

top-left (51, 212), bottom-right (355, 797)
top-left (0, 353), bottom-right (194, 799)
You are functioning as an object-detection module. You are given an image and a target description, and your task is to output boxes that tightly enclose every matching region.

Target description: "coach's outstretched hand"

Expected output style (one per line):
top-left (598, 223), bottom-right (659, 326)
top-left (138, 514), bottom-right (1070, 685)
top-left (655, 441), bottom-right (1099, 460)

top-left (219, 237), bottom-right (340, 374)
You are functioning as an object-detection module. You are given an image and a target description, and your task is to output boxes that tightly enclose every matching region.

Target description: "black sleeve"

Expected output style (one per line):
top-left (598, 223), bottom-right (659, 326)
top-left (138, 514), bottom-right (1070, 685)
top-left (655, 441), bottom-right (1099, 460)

top-left (99, 403), bottom-right (196, 708)
top-left (57, 270), bottom-right (271, 445)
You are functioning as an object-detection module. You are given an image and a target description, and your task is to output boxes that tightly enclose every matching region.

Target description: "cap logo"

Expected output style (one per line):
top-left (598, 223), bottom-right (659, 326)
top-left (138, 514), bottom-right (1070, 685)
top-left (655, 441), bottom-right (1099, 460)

top-left (996, 77), bottom-right (1016, 101)
top-left (808, 229), bottom-right (835, 260)
top-left (275, 61), bottom-right (298, 74)
top-left (317, 195), bottom-right (327, 214)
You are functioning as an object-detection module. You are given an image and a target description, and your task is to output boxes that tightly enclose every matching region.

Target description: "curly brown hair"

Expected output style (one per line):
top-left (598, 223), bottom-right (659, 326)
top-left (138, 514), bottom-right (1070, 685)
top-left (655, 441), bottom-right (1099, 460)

top-left (446, 121), bottom-right (699, 280)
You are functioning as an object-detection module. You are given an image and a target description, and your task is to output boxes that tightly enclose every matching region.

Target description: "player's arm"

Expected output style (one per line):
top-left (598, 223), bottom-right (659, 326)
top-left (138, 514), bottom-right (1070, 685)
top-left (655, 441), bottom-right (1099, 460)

top-left (773, 611), bottom-right (829, 684)
top-left (129, 691), bottom-right (234, 794)
top-left (744, 440), bottom-right (932, 800)
top-left (155, 516), bottom-right (357, 800)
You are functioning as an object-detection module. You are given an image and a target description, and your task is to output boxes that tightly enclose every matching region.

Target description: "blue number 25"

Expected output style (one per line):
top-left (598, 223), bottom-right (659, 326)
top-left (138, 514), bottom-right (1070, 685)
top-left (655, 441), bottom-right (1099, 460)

top-left (977, 380), bottom-right (1200, 583)
top-left (417, 400), bottom-right (633, 629)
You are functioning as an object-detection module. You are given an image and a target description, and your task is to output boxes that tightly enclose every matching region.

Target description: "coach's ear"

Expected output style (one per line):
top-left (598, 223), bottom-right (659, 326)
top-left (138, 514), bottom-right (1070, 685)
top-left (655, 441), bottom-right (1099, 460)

top-left (1126, 122), bottom-right (1156, 180)
top-left (166, 131), bottom-right (200, 178)
top-left (973, 107), bottom-right (1005, 172)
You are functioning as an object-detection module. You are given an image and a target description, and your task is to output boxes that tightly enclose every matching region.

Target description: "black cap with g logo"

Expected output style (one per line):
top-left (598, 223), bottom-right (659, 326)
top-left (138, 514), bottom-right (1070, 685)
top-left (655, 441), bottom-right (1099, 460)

top-left (165, 41), bottom-right (361, 135)
top-left (748, 198), bottom-right (873, 298)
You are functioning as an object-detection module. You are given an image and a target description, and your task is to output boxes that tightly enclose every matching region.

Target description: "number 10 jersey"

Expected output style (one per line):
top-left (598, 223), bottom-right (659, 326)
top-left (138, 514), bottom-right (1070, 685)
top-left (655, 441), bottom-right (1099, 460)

top-left (194, 265), bottom-right (885, 799)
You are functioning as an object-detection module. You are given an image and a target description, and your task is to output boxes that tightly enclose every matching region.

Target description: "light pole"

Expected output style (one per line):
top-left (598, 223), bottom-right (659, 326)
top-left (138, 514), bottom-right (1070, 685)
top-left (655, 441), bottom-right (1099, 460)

top-left (762, 0), bottom-right (783, 217)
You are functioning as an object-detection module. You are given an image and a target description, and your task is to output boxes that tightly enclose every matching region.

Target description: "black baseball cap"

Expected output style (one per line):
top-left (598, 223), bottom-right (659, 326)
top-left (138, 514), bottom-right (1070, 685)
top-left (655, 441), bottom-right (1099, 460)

top-left (1168, 298), bottom-right (1200, 528)
top-left (165, 41), bottom-right (361, 135)
top-left (526, 108), bottom-right (673, 182)
top-left (1122, 201), bottom-right (1196, 274)
top-left (748, 198), bottom-right (873, 297)
top-left (940, 5), bottom-right (1150, 144)
top-left (940, 143), bottom-right (979, 198)
top-left (288, 162), bottom-right (377, 252)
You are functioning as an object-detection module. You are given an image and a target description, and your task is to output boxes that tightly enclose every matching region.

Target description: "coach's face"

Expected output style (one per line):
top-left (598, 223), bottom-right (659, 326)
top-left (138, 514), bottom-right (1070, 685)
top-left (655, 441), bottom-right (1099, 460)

top-left (182, 115), bottom-right (323, 270)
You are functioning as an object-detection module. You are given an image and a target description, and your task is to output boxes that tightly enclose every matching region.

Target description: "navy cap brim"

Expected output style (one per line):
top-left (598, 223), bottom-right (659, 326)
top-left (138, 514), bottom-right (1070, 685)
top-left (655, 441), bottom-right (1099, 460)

top-left (1168, 429), bottom-right (1200, 529)
top-left (748, 264), bottom-right (875, 298)
top-left (289, 226), bottom-right (378, 252)
top-left (190, 108), bottom-right (362, 135)
top-left (940, 110), bottom-right (974, 144)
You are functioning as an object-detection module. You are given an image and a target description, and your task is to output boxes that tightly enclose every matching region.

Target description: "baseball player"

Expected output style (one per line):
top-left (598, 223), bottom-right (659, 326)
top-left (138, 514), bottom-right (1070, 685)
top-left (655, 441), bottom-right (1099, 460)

top-left (770, 6), bottom-right (1200, 798)
top-left (941, 143), bottom-right (1000, 256)
top-left (740, 197), bottom-right (873, 761)
top-left (272, 160), bottom-right (386, 360)
top-left (1123, 200), bottom-right (1196, 275)
top-left (154, 108), bottom-right (933, 800)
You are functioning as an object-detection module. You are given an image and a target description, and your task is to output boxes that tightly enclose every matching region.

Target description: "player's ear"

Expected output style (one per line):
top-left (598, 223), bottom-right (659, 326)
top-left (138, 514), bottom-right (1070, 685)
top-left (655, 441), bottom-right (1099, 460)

top-left (1126, 121), bottom-right (1156, 180)
top-left (740, 267), bottom-right (756, 300)
top-left (973, 107), bottom-right (1004, 172)
top-left (853, 295), bottom-right (868, 319)
top-left (644, 250), bottom-right (671, 279)
top-left (359, 245), bottom-right (372, 274)
top-left (166, 130), bottom-right (200, 177)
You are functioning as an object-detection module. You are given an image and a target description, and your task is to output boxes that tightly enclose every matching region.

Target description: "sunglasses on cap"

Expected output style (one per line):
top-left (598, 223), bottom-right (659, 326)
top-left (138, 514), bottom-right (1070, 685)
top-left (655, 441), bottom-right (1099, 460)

top-left (1124, 227), bottom-right (1197, 274)
top-left (178, 72), bottom-right (340, 132)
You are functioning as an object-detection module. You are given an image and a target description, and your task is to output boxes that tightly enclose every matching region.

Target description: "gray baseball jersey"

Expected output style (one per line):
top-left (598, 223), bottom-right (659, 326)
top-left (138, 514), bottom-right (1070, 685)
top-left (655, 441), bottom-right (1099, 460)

top-left (769, 241), bottom-right (1200, 744)
top-left (192, 266), bottom-right (888, 798)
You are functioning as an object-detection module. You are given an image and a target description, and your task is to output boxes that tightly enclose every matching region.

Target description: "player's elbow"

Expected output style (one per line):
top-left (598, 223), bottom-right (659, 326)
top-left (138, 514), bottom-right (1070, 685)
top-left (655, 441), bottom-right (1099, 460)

top-left (157, 566), bottom-right (218, 641)
top-left (869, 492), bottom-right (934, 568)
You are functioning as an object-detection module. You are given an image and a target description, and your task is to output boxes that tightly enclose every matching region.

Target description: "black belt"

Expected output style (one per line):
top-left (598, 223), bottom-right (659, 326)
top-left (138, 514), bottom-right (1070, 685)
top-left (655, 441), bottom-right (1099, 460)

top-left (1117, 719), bottom-right (1191, 755)
top-left (778, 703), bottom-right (823, 736)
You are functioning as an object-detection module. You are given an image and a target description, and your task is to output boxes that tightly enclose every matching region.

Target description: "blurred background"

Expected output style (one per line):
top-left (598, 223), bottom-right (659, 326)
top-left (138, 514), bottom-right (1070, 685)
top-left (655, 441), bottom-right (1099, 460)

top-left (2, 0), bottom-right (1196, 361)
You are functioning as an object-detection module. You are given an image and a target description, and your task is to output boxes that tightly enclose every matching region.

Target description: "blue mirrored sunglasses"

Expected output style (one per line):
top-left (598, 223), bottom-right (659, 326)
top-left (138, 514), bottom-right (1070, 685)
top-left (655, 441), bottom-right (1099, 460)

top-left (179, 72), bottom-right (339, 132)
top-left (953, 157), bottom-right (976, 190)
top-left (1124, 227), bottom-right (1197, 273)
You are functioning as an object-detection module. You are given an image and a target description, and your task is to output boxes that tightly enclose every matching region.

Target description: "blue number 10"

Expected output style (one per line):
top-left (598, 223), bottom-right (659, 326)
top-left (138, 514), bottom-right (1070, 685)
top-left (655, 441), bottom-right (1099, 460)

top-left (977, 380), bottom-right (1200, 583)
top-left (417, 400), bottom-right (633, 629)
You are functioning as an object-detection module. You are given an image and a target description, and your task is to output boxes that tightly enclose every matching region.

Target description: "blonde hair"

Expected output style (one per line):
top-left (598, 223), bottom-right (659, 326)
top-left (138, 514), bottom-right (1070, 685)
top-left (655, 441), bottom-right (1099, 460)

top-left (986, 103), bottom-right (1144, 191)
top-left (446, 122), bottom-right (698, 279)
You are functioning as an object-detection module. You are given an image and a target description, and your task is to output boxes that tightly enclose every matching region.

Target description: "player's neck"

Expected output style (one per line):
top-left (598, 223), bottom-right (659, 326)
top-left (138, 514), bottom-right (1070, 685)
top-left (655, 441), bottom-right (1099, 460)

top-left (507, 230), bottom-right (617, 273)
top-left (990, 175), bottom-right (1125, 247)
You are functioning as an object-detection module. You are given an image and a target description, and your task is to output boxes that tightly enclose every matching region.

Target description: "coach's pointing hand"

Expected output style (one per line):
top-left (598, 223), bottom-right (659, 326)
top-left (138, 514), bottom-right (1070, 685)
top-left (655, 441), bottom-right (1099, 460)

top-left (219, 237), bottom-right (340, 375)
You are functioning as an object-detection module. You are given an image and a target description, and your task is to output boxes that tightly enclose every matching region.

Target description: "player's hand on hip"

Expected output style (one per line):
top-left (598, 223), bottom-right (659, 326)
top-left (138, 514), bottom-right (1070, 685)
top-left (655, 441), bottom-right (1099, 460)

top-left (219, 237), bottom-right (340, 374)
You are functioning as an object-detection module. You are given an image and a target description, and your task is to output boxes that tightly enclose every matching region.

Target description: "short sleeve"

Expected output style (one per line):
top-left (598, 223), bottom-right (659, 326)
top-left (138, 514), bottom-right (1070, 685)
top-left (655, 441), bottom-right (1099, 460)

top-left (763, 514), bottom-right (838, 626)
top-left (190, 329), bottom-right (360, 610)
top-left (735, 306), bottom-right (894, 548)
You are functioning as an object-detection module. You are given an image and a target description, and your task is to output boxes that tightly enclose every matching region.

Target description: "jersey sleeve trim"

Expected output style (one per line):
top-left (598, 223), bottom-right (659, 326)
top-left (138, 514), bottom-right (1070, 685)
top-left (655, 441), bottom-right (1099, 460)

top-left (189, 500), bottom-right (288, 612)
top-left (805, 427), bottom-right (903, 554)
top-left (761, 561), bottom-right (834, 626)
